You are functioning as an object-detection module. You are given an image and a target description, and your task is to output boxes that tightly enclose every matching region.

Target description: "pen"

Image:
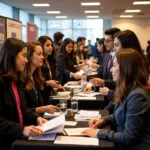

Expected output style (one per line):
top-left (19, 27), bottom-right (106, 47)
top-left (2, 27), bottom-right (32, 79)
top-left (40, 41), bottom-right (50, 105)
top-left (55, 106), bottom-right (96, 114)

top-left (63, 129), bottom-right (68, 136)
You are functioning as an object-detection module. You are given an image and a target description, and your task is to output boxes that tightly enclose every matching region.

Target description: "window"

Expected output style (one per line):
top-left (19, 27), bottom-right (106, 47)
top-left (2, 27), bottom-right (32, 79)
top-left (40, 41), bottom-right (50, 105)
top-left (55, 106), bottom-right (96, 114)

top-left (0, 2), bottom-right (13, 18)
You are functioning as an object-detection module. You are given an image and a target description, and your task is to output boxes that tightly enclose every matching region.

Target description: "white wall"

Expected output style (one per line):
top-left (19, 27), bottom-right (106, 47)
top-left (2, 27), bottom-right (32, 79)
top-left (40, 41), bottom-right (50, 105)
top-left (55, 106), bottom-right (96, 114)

top-left (112, 19), bottom-right (150, 54)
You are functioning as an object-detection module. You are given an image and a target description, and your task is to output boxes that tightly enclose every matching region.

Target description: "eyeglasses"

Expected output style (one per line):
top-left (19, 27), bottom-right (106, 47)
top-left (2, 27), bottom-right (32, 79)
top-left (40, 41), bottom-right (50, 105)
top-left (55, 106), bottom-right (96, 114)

top-left (104, 39), bottom-right (114, 43)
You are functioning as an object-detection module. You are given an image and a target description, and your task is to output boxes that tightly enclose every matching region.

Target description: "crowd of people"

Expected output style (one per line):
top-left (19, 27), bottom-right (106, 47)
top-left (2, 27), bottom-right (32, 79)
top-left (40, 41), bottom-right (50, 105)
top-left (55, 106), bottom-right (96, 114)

top-left (0, 28), bottom-right (150, 150)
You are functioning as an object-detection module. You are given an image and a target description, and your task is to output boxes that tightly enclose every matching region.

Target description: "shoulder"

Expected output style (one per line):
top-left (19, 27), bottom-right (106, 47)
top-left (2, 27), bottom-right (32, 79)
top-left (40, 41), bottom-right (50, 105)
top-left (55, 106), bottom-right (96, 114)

top-left (126, 87), bottom-right (150, 111)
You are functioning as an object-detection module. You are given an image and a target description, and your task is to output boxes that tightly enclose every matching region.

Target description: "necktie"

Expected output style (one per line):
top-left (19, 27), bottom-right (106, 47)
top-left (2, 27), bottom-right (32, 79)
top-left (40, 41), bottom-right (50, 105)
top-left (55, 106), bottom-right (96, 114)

top-left (108, 55), bottom-right (113, 69)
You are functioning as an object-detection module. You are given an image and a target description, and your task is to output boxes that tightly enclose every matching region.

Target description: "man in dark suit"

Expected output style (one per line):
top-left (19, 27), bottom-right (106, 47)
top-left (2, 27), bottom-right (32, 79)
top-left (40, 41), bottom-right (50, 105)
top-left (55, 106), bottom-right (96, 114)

top-left (92, 28), bottom-right (120, 88)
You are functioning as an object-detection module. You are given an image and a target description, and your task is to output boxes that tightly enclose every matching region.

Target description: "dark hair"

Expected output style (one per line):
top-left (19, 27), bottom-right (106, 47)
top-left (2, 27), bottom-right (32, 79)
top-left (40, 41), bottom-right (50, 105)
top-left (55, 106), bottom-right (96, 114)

top-left (104, 27), bottom-right (121, 39)
top-left (114, 30), bottom-right (148, 64)
top-left (97, 38), bottom-right (107, 54)
top-left (59, 38), bottom-right (74, 59)
top-left (24, 42), bottom-right (44, 90)
top-left (77, 37), bottom-right (82, 43)
top-left (38, 36), bottom-right (57, 75)
top-left (0, 38), bottom-right (26, 81)
top-left (96, 38), bottom-right (100, 42)
top-left (148, 40), bottom-right (150, 45)
top-left (114, 49), bottom-right (150, 104)
top-left (53, 32), bottom-right (64, 43)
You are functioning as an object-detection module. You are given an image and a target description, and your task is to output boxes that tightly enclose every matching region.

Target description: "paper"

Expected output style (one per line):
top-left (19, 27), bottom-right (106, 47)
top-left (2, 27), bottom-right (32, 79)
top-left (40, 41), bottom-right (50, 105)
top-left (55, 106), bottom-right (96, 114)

top-left (65, 121), bottom-right (77, 126)
top-left (80, 110), bottom-right (99, 118)
top-left (72, 96), bottom-right (96, 100)
top-left (50, 95), bottom-right (71, 99)
top-left (43, 112), bottom-right (60, 118)
top-left (76, 69), bottom-right (85, 76)
top-left (29, 134), bottom-right (56, 141)
top-left (87, 72), bottom-right (97, 76)
top-left (78, 92), bottom-right (101, 97)
top-left (39, 114), bottom-right (65, 134)
top-left (67, 81), bottom-right (79, 85)
top-left (64, 84), bottom-right (82, 88)
top-left (54, 136), bottom-right (99, 146)
top-left (57, 91), bottom-right (70, 96)
top-left (64, 128), bottom-right (88, 136)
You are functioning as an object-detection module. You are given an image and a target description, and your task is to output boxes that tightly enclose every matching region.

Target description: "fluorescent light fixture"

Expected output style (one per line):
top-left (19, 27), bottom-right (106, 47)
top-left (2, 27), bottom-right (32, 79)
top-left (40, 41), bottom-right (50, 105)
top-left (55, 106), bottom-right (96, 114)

top-left (81, 2), bottom-right (100, 6)
top-left (133, 1), bottom-right (150, 5)
top-left (120, 15), bottom-right (133, 18)
top-left (47, 11), bottom-right (61, 14)
top-left (56, 16), bottom-right (68, 18)
top-left (32, 3), bottom-right (50, 7)
top-left (84, 10), bottom-right (100, 13)
top-left (125, 10), bottom-right (141, 13)
top-left (86, 15), bottom-right (99, 18)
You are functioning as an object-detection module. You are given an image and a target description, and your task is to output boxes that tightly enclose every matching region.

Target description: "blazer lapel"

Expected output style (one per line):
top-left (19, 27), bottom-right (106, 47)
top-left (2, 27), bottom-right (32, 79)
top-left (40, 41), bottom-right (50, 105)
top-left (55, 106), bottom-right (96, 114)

top-left (103, 54), bottom-right (110, 78)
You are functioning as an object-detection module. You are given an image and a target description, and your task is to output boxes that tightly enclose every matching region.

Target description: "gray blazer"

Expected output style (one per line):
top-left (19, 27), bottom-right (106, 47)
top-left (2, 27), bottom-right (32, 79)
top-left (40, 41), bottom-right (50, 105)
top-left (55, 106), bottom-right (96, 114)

top-left (97, 87), bottom-right (150, 150)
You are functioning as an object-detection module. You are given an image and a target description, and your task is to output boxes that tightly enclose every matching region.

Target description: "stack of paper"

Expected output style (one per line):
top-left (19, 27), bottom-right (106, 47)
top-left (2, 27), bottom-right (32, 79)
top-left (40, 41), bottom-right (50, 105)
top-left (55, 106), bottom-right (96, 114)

top-left (54, 136), bottom-right (99, 146)
top-left (78, 92), bottom-right (101, 97)
top-left (64, 128), bottom-right (88, 136)
top-left (43, 112), bottom-right (60, 119)
top-left (57, 91), bottom-right (70, 96)
top-left (74, 110), bottom-right (101, 121)
top-left (29, 114), bottom-right (65, 140)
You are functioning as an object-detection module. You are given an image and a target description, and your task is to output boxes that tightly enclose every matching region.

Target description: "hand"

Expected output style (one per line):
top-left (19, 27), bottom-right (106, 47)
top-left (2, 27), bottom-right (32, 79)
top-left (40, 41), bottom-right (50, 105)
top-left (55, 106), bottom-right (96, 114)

top-left (99, 87), bottom-right (109, 95)
top-left (90, 78), bottom-right (104, 86)
top-left (44, 105), bottom-right (60, 113)
top-left (72, 73), bottom-right (81, 80)
top-left (46, 80), bottom-right (64, 89)
top-left (82, 128), bottom-right (99, 137)
top-left (37, 117), bottom-right (48, 126)
top-left (91, 63), bottom-right (99, 69)
top-left (84, 86), bottom-right (92, 93)
top-left (89, 118), bottom-right (104, 128)
top-left (23, 125), bottom-right (43, 137)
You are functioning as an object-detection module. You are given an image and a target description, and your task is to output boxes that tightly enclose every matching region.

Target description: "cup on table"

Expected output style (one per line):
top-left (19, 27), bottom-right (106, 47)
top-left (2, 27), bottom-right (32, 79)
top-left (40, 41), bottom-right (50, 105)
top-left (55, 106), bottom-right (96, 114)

top-left (59, 99), bottom-right (67, 114)
top-left (71, 98), bottom-right (78, 112)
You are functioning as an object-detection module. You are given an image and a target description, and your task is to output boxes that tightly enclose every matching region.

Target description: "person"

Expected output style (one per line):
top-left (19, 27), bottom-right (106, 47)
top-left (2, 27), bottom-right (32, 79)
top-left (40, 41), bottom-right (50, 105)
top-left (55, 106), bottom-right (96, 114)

top-left (86, 39), bottom-right (94, 58)
top-left (100, 30), bottom-right (149, 112)
top-left (57, 38), bottom-right (81, 85)
top-left (146, 40), bottom-right (150, 54)
top-left (82, 49), bottom-right (150, 150)
top-left (93, 38), bottom-right (100, 59)
top-left (0, 38), bottom-right (47, 150)
top-left (23, 42), bottom-right (59, 114)
top-left (38, 36), bottom-right (64, 103)
top-left (53, 32), bottom-right (64, 56)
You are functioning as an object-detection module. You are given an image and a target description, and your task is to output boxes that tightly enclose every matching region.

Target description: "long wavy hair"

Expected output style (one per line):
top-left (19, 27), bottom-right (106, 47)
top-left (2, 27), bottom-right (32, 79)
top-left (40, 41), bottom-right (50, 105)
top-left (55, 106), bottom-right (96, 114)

top-left (38, 36), bottom-right (57, 77)
top-left (0, 38), bottom-right (26, 82)
top-left (24, 42), bottom-right (44, 90)
top-left (114, 49), bottom-right (150, 104)
top-left (114, 30), bottom-right (148, 66)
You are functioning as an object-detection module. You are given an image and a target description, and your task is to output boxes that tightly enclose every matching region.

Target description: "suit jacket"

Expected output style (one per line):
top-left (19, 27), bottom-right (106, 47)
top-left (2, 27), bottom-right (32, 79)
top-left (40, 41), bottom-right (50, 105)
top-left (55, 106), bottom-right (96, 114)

top-left (57, 52), bottom-right (76, 85)
top-left (0, 76), bottom-right (38, 150)
top-left (97, 87), bottom-right (150, 150)
top-left (25, 88), bottom-right (45, 111)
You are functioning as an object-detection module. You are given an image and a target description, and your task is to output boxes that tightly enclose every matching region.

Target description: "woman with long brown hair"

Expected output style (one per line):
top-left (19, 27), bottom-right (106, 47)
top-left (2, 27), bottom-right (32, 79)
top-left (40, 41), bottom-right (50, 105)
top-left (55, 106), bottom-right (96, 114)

top-left (82, 49), bottom-right (150, 150)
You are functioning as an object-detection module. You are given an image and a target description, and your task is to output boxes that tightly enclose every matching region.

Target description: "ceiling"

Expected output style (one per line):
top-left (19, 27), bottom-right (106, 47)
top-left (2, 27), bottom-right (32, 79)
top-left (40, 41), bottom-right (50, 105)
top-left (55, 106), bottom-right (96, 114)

top-left (2, 0), bottom-right (150, 19)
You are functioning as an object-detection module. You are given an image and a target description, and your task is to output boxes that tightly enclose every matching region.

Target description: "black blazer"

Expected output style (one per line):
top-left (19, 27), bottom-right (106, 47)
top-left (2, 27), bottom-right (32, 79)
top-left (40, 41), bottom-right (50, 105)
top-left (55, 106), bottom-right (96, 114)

top-left (57, 52), bottom-right (76, 85)
top-left (0, 76), bottom-right (38, 150)
top-left (25, 88), bottom-right (45, 111)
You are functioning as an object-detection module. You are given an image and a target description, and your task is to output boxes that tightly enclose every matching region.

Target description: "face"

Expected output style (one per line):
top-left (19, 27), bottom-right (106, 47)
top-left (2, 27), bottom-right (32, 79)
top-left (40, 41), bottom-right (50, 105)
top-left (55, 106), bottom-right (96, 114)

top-left (15, 47), bottom-right (28, 72)
top-left (74, 44), bottom-right (78, 52)
top-left (43, 39), bottom-right (53, 56)
top-left (97, 43), bottom-right (103, 52)
top-left (104, 35), bottom-right (114, 52)
top-left (30, 45), bottom-right (44, 68)
top-left (114, 37), bottom-right (122, 52)
top-left (110, 57), bottom-right (120, 82)
top-left (79, 45), bottom-right (84, 52)
top-left (81, 39), bottom-right (85, 45)
top-left (66, 42), bottom-right (73, 54)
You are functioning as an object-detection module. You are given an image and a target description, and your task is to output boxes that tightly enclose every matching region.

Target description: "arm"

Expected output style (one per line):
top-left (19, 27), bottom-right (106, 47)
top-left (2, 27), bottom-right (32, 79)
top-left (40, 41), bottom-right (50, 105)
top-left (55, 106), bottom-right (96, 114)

top-left (97, 92), bottom-right (149, 145)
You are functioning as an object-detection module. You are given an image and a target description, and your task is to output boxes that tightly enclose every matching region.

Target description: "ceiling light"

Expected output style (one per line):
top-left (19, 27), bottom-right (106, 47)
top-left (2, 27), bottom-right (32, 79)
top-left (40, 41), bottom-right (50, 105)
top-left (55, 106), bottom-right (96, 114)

top-left (32, 3), bottom-right (50, 7)
top-left (125, 10), bottom-right (141, 13)
top-left (47, 11), bottom-right (61, 14)
top-left (81, 2), bottom-right (100, 6)
top-left (120, 15), bottom-right (133, 18)
top-left (86, 16), bottom-right (99, 18)
top-left (133, 1), bottom-right (150, 5)
top-left (84, 10), bottom-right (100, 13)
top-left (56, 16), bottom-right (68, 19)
